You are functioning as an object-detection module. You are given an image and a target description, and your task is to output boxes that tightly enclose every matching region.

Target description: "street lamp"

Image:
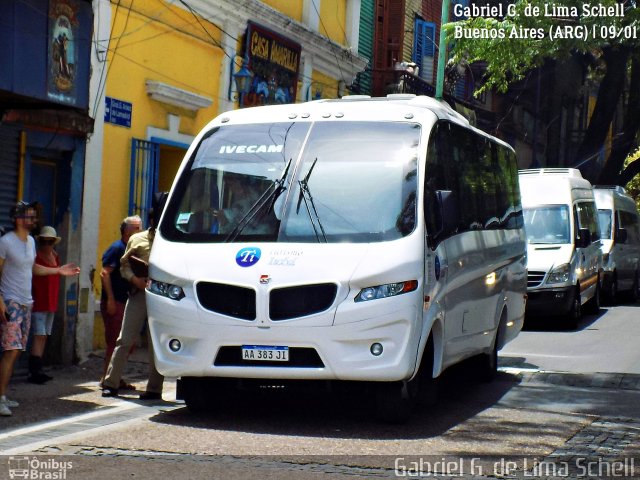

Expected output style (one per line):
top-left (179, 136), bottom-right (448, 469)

top-left (232, 56), bottom-right (253, 107)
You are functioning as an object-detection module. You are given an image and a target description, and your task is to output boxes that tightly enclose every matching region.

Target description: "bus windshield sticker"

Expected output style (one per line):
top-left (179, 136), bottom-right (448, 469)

top-left (176, 212), bottom-right (191, 225)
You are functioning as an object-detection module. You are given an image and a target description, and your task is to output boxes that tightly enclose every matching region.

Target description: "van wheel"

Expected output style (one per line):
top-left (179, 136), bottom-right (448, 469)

top-left (585, 278), bottom-right (600, 315)
top-left (604, 274), bottom-right (618, 304)
top-left (566, 287), bottom-right (581, 329)
top-left (629, 271), bottom-right (639, 303)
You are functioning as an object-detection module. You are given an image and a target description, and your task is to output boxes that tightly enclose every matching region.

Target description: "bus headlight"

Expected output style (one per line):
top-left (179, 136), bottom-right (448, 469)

top-left (354, 280), bottom-right (418, 302)
top-left (546, 264), bottom-right (570, 285)
top-left (148, 279), bottom-right (185, 300)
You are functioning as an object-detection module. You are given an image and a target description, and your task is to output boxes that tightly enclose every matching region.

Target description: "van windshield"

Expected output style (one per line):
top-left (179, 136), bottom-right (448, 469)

top-left (523, 205), bottom-right (570, 244)
top-left (160, 121), bottom-right (420, 243)
top-left (598, 209), bottom-right (613, 239)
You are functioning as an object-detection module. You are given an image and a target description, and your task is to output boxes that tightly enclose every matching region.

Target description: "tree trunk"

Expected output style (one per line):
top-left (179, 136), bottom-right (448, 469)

top-left (603, 56), bottom-right (640, 186)
top-left (574, 47), bottom-right (629, 183)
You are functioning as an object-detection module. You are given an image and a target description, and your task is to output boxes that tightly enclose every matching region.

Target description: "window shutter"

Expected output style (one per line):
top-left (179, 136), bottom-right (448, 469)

top-left (413, 20), bottom-right (436, 83)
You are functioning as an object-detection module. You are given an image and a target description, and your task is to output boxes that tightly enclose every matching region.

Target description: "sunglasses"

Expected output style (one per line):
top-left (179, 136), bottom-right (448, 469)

top-left (39, 238), bottom-right (56, 245)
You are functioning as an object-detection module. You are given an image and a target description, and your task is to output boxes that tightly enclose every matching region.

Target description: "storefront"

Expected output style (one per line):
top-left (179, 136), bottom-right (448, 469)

top-left (0, 0), bottom-right (94, 364)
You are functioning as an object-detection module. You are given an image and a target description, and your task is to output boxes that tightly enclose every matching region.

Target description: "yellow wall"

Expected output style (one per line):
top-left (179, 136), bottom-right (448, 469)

top-left (310, 70), bottom-right (340, 100)
top-left (320, 0), bottom-right (347, 45)
top-left (263, 0), bottom-right (303, 21)
top-left (96, 0), bottom-right (222, 294)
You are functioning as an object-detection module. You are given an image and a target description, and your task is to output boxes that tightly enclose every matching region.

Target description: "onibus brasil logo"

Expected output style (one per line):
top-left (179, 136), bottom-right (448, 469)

top-left (8, 456), bottom-right (72, 479)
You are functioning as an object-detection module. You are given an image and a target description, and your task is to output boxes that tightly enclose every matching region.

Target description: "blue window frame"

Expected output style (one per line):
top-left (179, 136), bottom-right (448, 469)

top-left (130, 138), bottom-right (160, 223)
top-left (413, 19), bottom-right (436, 83)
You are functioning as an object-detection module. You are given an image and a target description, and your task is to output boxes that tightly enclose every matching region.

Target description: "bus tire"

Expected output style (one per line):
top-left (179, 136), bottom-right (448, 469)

top-left (477, 336), bottom-right (498, 382)
top-left (374, 381), bottom-right (413, 424)
top-left (415, 334), bottom-right (438, 408)
top-left (182, 377), bottom-right (209, 413)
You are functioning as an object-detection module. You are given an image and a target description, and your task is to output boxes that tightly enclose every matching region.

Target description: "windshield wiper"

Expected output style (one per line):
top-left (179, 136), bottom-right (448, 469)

top-left (296, 158), bottom-right (327, 243)
top-left (224, 159), bottom-right (292, 242)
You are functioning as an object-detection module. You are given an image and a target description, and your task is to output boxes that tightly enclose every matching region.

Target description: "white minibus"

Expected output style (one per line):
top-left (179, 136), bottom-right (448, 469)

top-left (519, 168), bottom-right (602, 327)
top-left (594, 185), bottom-right (640, 303)
top-left (147, 95), bottom-right (527, 422)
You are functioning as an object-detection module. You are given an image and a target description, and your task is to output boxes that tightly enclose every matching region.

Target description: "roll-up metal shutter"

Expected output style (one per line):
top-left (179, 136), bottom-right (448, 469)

top-left (0, 125), bottom-right (20, 231)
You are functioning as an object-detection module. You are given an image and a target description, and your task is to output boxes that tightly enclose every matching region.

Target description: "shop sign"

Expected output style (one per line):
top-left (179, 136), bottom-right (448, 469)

top-left (243, 21), bottom-right (301, 107)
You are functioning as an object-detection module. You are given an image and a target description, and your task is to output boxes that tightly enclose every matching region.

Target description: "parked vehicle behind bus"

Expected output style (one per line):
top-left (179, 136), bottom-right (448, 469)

top-left (519, 168), bottom-right (603, 327)
top-left (147, 95), bottom-right (527, 422)
top-left (594, 186), bottom-right (640, 303)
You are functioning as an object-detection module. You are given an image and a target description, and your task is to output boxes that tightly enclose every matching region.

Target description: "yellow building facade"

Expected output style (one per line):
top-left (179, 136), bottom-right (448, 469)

top-left (87, 0), bottom-right (367, 350)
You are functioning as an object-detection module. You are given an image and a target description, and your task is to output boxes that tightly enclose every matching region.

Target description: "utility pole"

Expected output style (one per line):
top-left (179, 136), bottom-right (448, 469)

top-left (435, 0), bottom-right (451, 100)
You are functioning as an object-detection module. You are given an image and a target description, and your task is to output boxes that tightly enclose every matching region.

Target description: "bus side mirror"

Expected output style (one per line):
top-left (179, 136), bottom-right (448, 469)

top-left (576, 228), bottom-right (591, 248)
top-left (430, 190), bottom-right (458, 244)
top-left (615, 227), bottom-right (628, 244)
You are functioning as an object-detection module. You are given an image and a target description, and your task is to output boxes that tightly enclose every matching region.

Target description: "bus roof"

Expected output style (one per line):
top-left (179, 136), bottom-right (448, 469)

top-left (210, 94), bottom-right (511, 151)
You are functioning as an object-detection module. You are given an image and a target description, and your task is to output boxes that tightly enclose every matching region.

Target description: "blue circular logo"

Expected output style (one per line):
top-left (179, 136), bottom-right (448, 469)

top-left (236, 247), bottom-right (261, 267)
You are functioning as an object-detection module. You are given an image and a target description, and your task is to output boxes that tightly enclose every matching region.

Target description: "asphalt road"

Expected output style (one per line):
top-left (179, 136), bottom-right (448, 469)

top-left (0, 303), bottom-right (639, 479)
top-left (501, 303), bottom-right (640, 374)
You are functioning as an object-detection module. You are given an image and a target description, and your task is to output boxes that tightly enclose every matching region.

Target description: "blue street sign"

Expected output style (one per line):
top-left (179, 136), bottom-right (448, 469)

top-left (104, 96), bottom-right (132, 128)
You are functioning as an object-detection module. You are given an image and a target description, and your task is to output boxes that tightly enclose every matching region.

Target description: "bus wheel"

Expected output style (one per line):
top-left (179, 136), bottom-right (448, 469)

top-left (416, 334), bottom-right (438, 408)
top-left (181, 378), bottom-right (209, 413)
top-left (375, 381), bottom-right (413, 424)
top-left (477, 338), bottom-right (498, 382)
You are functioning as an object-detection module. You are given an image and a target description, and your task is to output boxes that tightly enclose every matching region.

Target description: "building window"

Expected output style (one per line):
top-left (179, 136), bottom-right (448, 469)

top-left (413, 19), bottom-right (436, 84)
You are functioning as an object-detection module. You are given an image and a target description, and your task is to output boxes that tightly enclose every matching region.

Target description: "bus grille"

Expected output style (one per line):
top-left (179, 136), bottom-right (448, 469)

top-left (214, 346), bottom-right (324, 367)
top-left (270, 283), bottom-right (338, 321)
top-left (196, 282), bottom-right (256, 320)
top-left (527, 271), bottom-right (546, 288)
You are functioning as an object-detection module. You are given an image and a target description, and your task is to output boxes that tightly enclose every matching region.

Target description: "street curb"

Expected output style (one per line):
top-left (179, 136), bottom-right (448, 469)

top-left (500, 368), bottom-right (640, 391)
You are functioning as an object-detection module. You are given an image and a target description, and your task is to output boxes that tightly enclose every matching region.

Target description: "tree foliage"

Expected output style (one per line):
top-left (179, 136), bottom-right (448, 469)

top-left (445, 0), bottom-right (639, 93)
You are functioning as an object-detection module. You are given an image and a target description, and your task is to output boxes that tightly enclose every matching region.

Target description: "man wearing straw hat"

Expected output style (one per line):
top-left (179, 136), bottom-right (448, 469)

top-left (28, 225), bottom-right (63, 384)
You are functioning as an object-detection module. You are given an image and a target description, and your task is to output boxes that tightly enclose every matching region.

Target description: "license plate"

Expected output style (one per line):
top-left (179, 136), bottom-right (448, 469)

top-left (241, 345), bottom-right (289, 362)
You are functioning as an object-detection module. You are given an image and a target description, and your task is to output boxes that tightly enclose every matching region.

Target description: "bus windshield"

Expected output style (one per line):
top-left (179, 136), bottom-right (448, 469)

top-left (523, 205), bottom-right (570, 244)
top-left (160, 121), bottom-right (420, 243)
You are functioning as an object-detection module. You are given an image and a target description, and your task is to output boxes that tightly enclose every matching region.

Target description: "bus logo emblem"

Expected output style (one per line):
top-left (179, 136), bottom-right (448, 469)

top-left (236, 247), bottom-right (261, 267)
top-left (259, 275), bottom-right (270, 284)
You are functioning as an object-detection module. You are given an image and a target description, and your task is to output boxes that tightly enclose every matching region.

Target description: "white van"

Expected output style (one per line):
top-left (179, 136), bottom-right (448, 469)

top-left (519, 168), bottom-right (603, 327)
top-left (147, 95), bottom-right (527, 422)
top-left (594, 186), bottom-right (640, 303)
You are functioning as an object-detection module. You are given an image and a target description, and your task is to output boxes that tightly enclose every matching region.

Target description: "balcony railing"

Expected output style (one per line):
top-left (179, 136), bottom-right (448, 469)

top-left (370, 69), bottom-right (436, 97)
top-left (368, 67), bottom-right (496, 133)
